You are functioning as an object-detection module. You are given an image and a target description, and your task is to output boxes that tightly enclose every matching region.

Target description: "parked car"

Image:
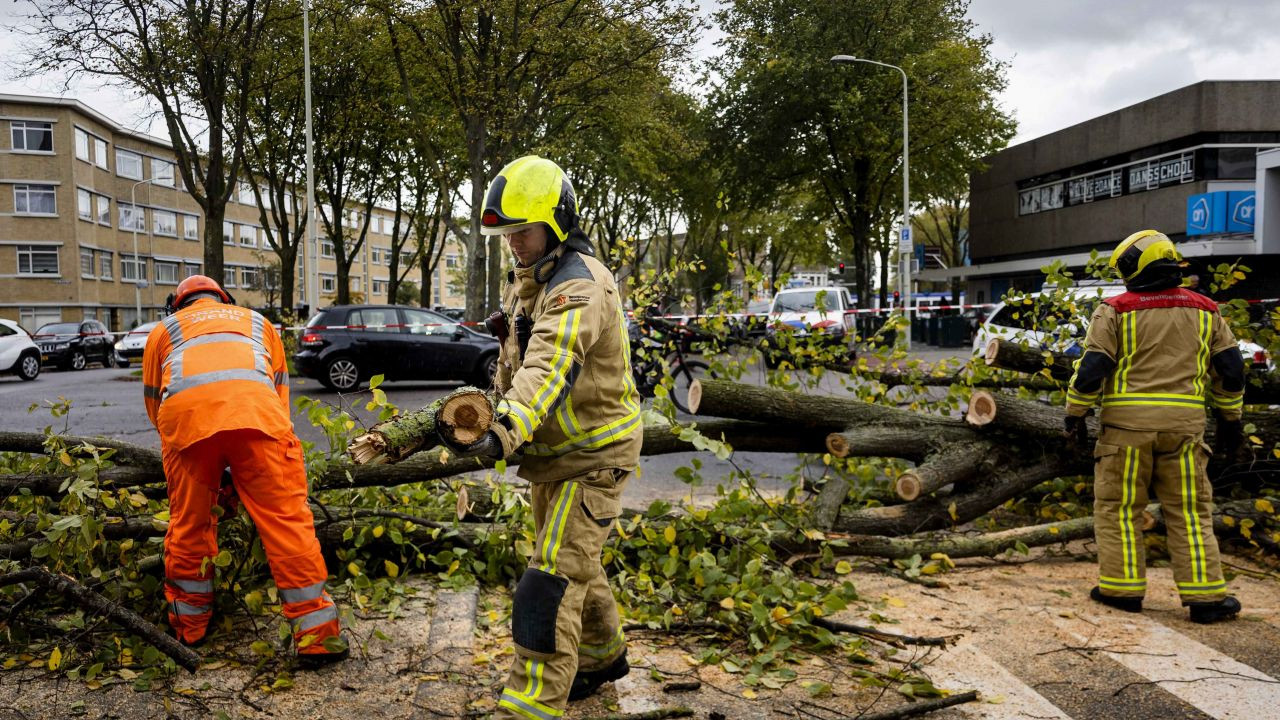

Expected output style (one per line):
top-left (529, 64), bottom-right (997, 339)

top-left (294, 305), bottom-right (499, 391)
top-left (0, 319), bottom-right (41, 381)
top-left (761, 286), bottom-right (856, 368)
top-left (432, 306), bottom-right (466, 323)
top-left (112, 321), bottom-right (159, 368)
top-left (33, 320), bottom-right (115, 370)
top-left (974, 284), bottom-right (1273, 370)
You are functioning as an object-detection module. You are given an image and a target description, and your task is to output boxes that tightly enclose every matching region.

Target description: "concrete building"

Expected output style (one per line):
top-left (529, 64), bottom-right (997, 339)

top-left (0, 94), bottom-right (465, 333)
top-left (918, 81), bottom-right (1280, 304)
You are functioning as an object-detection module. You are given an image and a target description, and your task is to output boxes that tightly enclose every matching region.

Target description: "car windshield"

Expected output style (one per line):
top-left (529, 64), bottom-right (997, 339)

top-left (36, 323), bottom-right (79, 335)
top-left (130, 322), bottom-right (159, 334)
top-left (773, 290), bottom-right (838, 313)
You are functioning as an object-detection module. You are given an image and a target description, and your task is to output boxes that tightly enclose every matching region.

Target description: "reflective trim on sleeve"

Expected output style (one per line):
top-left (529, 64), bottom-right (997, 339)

top-left (1210, 394), bottom-right (1244, 409)
top-left (1066, 389), bottom-right (1099, 406)
top-left (274, 370), bottom-right (289, 386)
top-left (524, 406), bottom-right (642, 457)
top-left (499, 399), bottom-right (536, 442)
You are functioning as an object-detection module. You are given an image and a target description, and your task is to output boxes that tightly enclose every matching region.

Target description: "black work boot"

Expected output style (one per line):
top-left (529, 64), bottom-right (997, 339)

top-left (296, 646), bottom-right (350, 669)
top-left (568, 651), bottom-right (629, 702)
top-left (1090, 586), bottom-right (1143, 613)
top-left (1187, 596), bottom-right (1241, 624)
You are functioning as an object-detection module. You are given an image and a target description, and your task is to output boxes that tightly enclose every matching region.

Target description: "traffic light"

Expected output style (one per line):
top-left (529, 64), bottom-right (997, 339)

top-left (892, 290), bottom-right (900, 306)
top-left (838, 261), bottom-right (845, 273)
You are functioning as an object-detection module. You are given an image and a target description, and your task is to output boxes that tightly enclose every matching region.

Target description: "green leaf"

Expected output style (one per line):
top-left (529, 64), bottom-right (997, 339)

top-left (368, 374), bottom-right (384, 390)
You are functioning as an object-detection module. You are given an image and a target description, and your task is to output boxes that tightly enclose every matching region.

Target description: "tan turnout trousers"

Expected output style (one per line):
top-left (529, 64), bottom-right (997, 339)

top-left (496, 468), bottom-right (628, 720)
top-left (1093, 426), bottom-right (1226, 602)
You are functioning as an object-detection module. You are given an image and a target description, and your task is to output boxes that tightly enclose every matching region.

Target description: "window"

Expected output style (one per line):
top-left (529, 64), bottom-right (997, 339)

top-left (372, 278), bottom-right (388, 295)
top-left (400, 250), bottom-right (413, 266)
top-left (222, 266), bottom-right (237, 288)
top-left (239, 225), bottom-right (256, 247)
top-left (77, 189), bottom-right (92, 220)
top-left (19, 308), bottom-right (63, 333)
top-left (283, 194), bottom-right (293, 214)
top-left (351, 276), bottom-right (362, 293)
top-left (241, 267), bottom-right (259, 289)
top-left (446, 253), bottom-right (458, 269)
top-left (93, 138), bottom-right (108, 169)
top-left (183, 261), bottom-right (201, 279)
top-left (98, 251), bottom-right (113, 280)
top-left (153, 210), bottom-right (177, 236)
top-left (238, 181), bottom-right (254, 204)
top-left (17, 245), bottom-right (59, 275)
top-left (370, 248), bottom-right (381, 264)
top-left (119, 203), bottom-right (145, 231)
top-left (258, 227), bottom-right (268, 248)
top-left (152, 158), bottom-right (176, 187)
top-left (320, 273), bottom-right (336, 293)
top-left (155, 260), bottom-right (179, 285)
top-left (11, 121), bottom-right (53, 152)
top-left (223, 221), bottom-right (234, 245)
top-left (404, 308), bottom-right (454, 336)
top-left (349, 308), bottom-right (398, 333)
top-left (80, 248), bottom-right (95, 278)
top-left (258, 186), bottom-right (271, 209)
top-left (320, 240), bottom-right (334, 258)
top-left (75, 128), bottom-right (90, 160)
top-left (115, 149), bottom-right (143, 179)
top-left (95, 195), bottom-right (110, 226)
top-left (120, 254), bottom-right (147, 282)
top-left (14, 185), bottom-right (57, 215)
top-left (183, 214), bottom-right (199, 240)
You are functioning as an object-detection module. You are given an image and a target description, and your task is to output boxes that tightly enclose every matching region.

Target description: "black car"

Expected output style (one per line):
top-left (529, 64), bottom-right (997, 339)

top-left (33, 320), bottom-right (115, 370)
top-left (294, 305), bottom-right (499, 392)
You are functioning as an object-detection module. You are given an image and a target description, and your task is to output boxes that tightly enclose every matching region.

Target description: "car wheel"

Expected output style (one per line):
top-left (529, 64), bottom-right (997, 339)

top-left (69, 350), bottom-right (87, 371)
top-left (472, 353), bottom-right (498, 388)
top-left (103, 351), bottom-right (116, 368)
top-left (17, 352), bottom-right (40, 381)
top-left (323, 356), bottom-right (360, 392)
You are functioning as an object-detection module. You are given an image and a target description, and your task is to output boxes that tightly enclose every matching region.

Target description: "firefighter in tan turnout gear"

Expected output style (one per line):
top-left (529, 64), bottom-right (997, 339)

top-left (438, 155), bottom-right (640, 717)
top-left (1066, 230), bottom-right (1243, 623)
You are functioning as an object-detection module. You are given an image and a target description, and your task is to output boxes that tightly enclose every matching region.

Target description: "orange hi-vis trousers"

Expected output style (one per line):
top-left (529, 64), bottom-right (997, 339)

top-left (162, 428), bottom-right (341, 654)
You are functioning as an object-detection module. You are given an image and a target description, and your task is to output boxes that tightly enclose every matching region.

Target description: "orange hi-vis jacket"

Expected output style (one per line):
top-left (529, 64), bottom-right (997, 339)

top-left (143, 298), bottom-right (294, 450)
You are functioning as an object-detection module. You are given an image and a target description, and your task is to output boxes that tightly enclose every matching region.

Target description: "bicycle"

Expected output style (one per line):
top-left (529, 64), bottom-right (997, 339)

top-left (629, 314), bottom-right (714, 414)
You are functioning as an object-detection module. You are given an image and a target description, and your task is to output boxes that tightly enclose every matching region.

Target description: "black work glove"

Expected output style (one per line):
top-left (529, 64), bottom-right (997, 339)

top-left (1063, 414), bottom-right (1090, 446)
top-left (1214, 416), bottom-right (1243, 460)
top-left (439, 429), bottom-right (504, 461)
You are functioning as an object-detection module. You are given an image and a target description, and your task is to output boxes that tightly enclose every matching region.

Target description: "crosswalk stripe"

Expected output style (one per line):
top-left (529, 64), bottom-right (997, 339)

top-left (1048, 607), bottom-right (1280, 719)
top-left (915, 638), bottom-right (1072, 719)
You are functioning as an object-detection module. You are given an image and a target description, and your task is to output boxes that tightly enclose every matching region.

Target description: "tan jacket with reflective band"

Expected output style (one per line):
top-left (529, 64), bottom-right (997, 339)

top-left (1066, 288), bottom-right (1243, 432)
top-left (492, 247), bottom-right (642, 483)
top-left (143, 298), bottom-right (294, 451)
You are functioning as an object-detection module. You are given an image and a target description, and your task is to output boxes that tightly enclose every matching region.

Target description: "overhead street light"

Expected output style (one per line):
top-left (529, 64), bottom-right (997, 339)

top-left (830, 54), bottom-right (912, 349)
top-left (130, 177), bottom-right (163, 326)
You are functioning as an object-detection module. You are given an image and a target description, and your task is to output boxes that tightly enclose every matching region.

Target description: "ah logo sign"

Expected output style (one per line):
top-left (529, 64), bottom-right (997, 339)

top-left (1186, 192), bottom-right (1227, 235)
top-left (1188, 196), bottom-right (1211, 232)
top-left (1227, 191), bottom-right (1256, 233)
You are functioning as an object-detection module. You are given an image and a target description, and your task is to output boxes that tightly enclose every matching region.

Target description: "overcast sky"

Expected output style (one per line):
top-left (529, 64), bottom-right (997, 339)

top-left (2, 0), bottom-right (1278, 147)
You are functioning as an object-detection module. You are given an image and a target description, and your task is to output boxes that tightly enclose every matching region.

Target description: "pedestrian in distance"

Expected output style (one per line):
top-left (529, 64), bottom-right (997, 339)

top-left (439, 155), bottom-right (641, 717)
top-left (143, 275), bottom-right (347, 666)
top-left (1065, 230), bottom-right (1243, 623)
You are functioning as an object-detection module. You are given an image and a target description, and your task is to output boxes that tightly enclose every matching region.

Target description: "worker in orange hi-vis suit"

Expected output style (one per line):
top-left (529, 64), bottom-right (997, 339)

top-left (142, 275), bottom-right (347, 666)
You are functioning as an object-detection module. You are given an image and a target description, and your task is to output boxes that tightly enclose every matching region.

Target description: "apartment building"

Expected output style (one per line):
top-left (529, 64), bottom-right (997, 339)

top-left (0, 94), bottom-right (466, 333)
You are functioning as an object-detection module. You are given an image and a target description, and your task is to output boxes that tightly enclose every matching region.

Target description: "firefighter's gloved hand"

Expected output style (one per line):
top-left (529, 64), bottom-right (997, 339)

top-left (440, 430), bottom-right (504, 460)
top-left (1063, 414), bottom-right (1090, 446)
top-left (1214, 416), bottom-right (1243, 459)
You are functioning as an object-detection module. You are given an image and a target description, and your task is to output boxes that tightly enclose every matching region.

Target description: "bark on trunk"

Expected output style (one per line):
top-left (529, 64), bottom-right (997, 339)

top-left (984, 338), bottom-right (1075, 381)
top-left (894, 441), bottom-right (995, 502)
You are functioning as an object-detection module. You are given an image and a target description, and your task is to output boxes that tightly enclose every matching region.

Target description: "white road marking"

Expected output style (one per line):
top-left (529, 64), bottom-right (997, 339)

top-left (919, 637), bottom-right (1072, 719)
top-left (1048, 607), bottom-right (1280, 719)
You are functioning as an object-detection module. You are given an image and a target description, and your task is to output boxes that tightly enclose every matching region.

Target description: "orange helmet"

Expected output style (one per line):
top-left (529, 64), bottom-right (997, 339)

top-left (173, 274), bottom-right (231, 309)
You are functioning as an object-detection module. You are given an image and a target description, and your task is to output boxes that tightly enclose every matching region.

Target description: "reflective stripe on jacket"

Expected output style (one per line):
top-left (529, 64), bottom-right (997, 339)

top-left (493, 247), bottom-right (642, 483)
top-left (1066, 288), bottom-right (1243, 432)
top-left (142, 298), bottom-right (294, 451)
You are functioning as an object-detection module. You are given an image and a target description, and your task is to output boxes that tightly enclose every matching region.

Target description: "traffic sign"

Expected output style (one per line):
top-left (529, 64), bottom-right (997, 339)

top-left (898, 226), bottom-right (911, 253)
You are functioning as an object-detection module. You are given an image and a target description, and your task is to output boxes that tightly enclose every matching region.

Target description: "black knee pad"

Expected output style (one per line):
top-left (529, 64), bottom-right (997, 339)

top-left (512, 567), bottom-right (568, 654)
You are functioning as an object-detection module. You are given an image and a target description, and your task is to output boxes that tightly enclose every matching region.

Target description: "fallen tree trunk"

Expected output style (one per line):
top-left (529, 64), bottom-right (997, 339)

top-left (984, 338), bottom-right (1074, 381)
top-left (347, 387), bottom-right (492, 464)
top-left (0, 566), bottom-right (201, 672)
top-left (893, 441), bottom-right (995, 502)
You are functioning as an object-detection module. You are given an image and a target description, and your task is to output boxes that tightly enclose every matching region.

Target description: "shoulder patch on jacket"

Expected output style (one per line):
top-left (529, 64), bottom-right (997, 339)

top-left (546, 250), bottom-right (594, 292)
top-left (1104, 288), bottom-right (1219, 314)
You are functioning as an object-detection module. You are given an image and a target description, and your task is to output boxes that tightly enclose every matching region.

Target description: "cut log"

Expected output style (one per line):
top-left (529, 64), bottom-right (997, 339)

top-left (894, 441), bottom-right (995, 502)
top-left (965, 389), bottom-right (1096, 443)
top-left (347, 387), bottom-right (493, 465)
top-left (985, 338), bottom-right (1075, 381)
top-left (825, 426), bottom-right (979, 462)
top-left (0, 566), bottom-right (201, 673)
top-left (436, 388), bottom-right (494, 446)
top-left (809, 476), bottom-right (851, 529)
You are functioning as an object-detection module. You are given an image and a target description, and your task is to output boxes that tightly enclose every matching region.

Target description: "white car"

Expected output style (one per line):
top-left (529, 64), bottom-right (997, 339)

top-left (0, 318), bottom-right (41, 381)
top-left (974, 284), bottom-right (1272, 370)
top-left (113, 321), bottom-right (159, 368)
top-left (763, 286), bottom-right (857, 367)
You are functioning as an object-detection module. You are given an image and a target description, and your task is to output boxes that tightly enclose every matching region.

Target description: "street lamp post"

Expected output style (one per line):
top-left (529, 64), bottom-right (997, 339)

top-left (830, 54), bottom-right (912, 349)
top-left (129, 177), bottom-right (161, 327)
top-left (302, 0), bottom-right (318, 318)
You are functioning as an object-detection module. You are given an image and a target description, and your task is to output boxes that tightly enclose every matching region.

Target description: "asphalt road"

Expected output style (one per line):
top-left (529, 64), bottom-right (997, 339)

top-left (0, 361), bottom-right (838, 507)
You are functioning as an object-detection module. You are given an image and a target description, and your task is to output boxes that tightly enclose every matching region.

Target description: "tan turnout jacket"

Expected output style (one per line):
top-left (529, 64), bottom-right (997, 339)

top-left (491, 246), bottom-right (642, 482)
